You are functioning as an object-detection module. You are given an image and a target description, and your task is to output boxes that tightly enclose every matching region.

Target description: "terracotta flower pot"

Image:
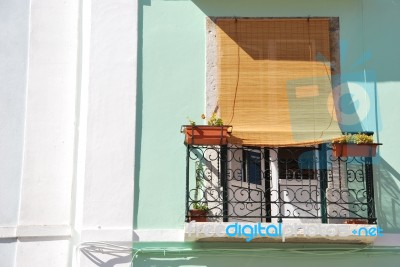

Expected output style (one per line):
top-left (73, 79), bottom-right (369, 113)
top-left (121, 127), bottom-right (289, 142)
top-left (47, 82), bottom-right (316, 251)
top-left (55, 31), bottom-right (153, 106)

top-left (332, 143), bottom-right (380, 157)
top-left (344, 219), bottom-right (369, 224)
top-left (184, 125), bottom-right (231, 145)
top-left (188, 209), bottom-right (208, 222)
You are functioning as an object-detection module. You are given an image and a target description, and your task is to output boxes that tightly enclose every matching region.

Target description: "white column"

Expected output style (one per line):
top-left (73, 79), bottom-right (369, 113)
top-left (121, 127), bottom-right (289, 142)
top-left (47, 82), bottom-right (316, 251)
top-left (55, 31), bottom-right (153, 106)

top-left (16, 0), bottom-right (79, 266)
top-left (74, 0), bottom-right (138, 266)
top-left (0, 1), bottom-right (29, 266)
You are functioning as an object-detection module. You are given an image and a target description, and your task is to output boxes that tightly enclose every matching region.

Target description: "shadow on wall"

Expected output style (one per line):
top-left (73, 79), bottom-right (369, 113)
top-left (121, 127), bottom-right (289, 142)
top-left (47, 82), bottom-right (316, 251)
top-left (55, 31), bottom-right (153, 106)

top-left (375, 157), bottom-right (400, 233)
top-left (191, 0), bottom-right (400, 83)
top-left (201, 10), bottom-right (368, 134)
top-left (81, 250), bottom-right (132, 267)
top-left (134, 0), bottom-right (152, 229)
top-left (130, 247), bottom-right (400, 267)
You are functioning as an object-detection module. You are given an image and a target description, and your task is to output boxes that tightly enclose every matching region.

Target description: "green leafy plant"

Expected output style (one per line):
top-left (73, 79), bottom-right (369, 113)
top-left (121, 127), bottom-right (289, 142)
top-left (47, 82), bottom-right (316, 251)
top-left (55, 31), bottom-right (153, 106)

top-left (333, 133), bottom-right (374, 144)
top-left (192, 202), bottom-right (209, 211)
top-left (186, 117), bottom-right (196, 126)
top-left (187, 113), bottom-right (224, 126)
top-left (192, 161), bottom-right (209, 212)
top-left (206, 113), bottom-right (224, 126)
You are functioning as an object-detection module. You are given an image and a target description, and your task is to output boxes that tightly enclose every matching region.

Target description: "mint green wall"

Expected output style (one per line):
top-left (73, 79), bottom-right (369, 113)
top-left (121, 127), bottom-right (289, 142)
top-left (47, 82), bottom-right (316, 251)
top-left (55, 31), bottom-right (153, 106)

top-left (136, 0), bottom-right (400, 234)
top-left (133, 250), bottom-right (399, 267)
top-left (135, 0), bottom-right (206, 228)
top-left (362, 0), bottom-right (400, 233)
top-left (130, 243), bottom-right (400, 266)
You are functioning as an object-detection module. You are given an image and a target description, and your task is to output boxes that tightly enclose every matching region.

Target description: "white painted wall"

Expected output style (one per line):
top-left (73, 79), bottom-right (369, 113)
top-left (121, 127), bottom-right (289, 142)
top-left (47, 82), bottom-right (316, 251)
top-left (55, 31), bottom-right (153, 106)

top-left (0, 0), bottom-right (30, 264)
top-left (80, 0), bottom-right (137, 233)
top-left (18, 0), bottom-right (78, 228)
top-left (0, 0), bottom-right (29, 229)
top-left (15, 0), bottom-right (79, 266)
top-left (0, 0), bottom-right (137, 266)
top-left (2, 0), bottom-right (400, 265)
top-left (73, 1), bottom-right (137, 266)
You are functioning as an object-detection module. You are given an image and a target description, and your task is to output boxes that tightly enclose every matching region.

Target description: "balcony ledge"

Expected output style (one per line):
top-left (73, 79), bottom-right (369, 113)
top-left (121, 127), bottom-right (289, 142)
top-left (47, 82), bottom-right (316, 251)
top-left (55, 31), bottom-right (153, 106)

top-left (185, 222), bottom-right (378, 244)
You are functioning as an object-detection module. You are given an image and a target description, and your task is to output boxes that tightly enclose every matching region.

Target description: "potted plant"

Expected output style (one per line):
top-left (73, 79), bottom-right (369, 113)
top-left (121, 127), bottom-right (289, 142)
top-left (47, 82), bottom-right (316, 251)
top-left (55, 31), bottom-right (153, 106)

top-left (332, 133), bottom-right (381, 157)
top-left (188, 161), bottom-right (209, 222)
top-left (182, 113), bottom-right (232, 145)
top-left (344, 219), bottom-right (369, 224)
top-left (188, 202), bottom-right (209, 222)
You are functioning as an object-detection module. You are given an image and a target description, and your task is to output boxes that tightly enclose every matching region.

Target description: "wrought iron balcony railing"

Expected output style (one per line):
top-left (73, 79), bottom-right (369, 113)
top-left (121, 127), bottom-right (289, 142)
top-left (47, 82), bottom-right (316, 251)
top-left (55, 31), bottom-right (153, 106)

top-left (185, 144), bottom-right (376, 224)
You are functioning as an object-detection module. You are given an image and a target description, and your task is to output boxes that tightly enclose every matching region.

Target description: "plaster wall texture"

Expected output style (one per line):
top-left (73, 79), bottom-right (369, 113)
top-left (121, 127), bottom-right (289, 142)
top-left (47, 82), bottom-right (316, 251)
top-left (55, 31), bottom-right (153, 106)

top-left (136, 0), bottom-right (400, 249)
top-left (0, 0), bottom-right (138, 266)
top-left (1, 0), bottom-right (400, 266)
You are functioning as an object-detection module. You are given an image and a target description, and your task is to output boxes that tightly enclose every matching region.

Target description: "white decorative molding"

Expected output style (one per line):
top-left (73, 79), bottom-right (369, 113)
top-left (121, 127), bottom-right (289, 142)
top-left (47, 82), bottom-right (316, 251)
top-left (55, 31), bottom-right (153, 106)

top-left (80, 228), bottom-right (134, 242)
top-left (0, 225), bottom-right (72, 239)
top-left (0, 227), bottom-right (17, 238)
top-left (5, 226), bottom-right (398, 247)
top-left (133, 229), bottom-right (185, 242)
top-left (16, 225), bottom-right (71, 238)
top-left (206, 17), bottom-right (218, 117)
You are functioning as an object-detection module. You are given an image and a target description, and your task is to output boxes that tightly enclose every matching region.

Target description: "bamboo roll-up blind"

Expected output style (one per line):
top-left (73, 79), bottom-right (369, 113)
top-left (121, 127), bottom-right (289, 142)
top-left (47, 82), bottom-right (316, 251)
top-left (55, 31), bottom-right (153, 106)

top-left (217, 18), bottom-right (342, 146)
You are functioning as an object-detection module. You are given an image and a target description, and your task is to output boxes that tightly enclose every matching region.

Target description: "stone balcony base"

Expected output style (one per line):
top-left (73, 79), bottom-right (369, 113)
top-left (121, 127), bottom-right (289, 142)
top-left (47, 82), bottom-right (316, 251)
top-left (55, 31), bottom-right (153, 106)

top-left (184, 222), bottom-right (379, 244)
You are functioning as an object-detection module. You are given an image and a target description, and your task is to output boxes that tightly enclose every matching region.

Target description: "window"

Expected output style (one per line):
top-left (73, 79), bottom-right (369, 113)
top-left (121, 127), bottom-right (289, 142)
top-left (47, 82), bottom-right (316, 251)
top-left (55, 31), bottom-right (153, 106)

top-left (184, 17), bottom-right (376, 227)
top-left (207, 18), bottom-right (342, 222)
top-left (278, 147), bottom-right (318, 180)
top-left (231, 146), bottom-right (319, 223)
top-left (207, 17), bottom-right (342, 146)
top-left (243, 149), bottom-right (262, 185)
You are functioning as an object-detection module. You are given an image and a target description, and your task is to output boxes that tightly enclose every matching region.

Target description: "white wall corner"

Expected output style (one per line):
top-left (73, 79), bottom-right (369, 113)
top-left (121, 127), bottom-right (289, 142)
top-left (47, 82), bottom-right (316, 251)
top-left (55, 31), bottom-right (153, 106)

top-left (16, 225), bottom-right (71, 238)
top-left (133, 229), bottom-right (185, 242)
top-left (0, 227), bottom-right (18, 239)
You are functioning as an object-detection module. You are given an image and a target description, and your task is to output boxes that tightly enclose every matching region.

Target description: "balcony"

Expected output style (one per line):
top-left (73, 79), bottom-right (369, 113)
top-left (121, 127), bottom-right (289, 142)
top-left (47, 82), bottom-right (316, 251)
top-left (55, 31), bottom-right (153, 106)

top-left (185, 144), bottom-right (377, 225)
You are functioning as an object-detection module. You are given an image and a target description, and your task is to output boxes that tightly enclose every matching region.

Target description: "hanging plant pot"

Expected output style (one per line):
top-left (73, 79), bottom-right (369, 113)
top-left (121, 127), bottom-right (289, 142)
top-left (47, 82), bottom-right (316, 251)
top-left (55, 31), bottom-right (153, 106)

top-left (188, 209), bottom-right (208, 222)
top-left (182, 125), bottom-right (231, 145)
top-left (344, 219), bottom-right (369, 224)
top-left (332, 143), bottom-right (381, 157)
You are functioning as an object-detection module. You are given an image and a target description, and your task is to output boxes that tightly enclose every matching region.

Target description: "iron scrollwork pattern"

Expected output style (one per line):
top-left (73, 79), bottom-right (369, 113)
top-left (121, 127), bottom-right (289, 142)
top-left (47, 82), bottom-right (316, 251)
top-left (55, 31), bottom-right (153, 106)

top-left (185, 144), bottom-right (376, 224)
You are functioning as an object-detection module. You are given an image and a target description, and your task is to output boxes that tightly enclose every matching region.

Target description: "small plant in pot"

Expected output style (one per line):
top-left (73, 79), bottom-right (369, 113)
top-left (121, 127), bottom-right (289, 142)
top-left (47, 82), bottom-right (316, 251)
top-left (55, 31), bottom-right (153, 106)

top-left (188, 161), bottom-right (209, 222)
top-left (332, 132), bottom-right (381, 157)
top-left (182, 113), bottom-right (232, 145)
top-left (189, 202), bottom-right (210, 222)
top-left (344, 219), bottom-right (369, 224)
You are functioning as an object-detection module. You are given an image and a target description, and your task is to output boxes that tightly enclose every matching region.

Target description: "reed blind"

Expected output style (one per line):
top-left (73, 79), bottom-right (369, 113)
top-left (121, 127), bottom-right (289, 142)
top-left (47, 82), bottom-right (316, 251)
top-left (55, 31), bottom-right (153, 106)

top-left (217, 18), bottom-right (342, 146)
